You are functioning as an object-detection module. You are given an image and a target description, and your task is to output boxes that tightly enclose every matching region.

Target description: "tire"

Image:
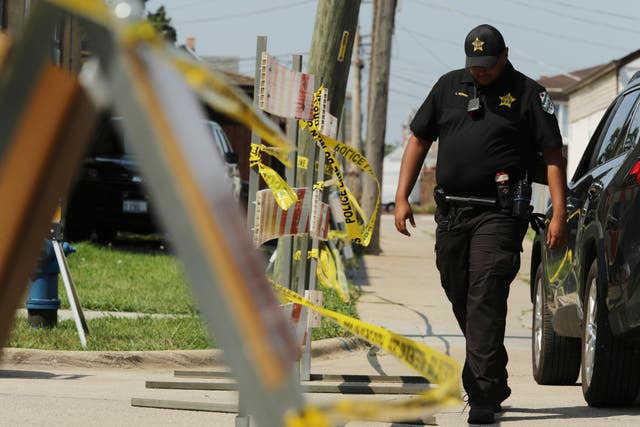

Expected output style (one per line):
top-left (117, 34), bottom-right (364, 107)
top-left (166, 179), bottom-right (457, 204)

top-left (581, 260), bottom-right (640, 406)
top-left (95, 225), bottom-right (117, 244)
top-left (532, 263), bottom-right (581, 385)
top-left (64, 219), bottom-right (92, 242)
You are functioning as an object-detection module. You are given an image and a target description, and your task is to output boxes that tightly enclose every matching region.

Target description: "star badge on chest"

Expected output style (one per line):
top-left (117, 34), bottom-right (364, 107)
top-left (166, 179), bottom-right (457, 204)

top-left (499, 92), bottom-right (516, 108)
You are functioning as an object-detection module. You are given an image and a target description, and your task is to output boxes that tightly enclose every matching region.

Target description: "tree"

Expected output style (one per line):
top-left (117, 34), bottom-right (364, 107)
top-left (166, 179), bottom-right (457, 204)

top-left (144, 3), bottom-right (177, 43)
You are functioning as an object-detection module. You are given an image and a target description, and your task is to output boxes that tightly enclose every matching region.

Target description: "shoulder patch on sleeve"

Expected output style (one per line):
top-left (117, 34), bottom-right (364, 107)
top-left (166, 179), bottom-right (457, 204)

top-left (539, 91), bottom-right (555, 114)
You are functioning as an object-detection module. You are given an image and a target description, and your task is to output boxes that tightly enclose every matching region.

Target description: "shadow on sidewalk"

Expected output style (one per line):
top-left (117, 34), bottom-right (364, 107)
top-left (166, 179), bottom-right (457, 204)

top-left (500, 405), bottom-right (640, 422)
top-left (348, 254), bottom-right (370, 289)
top-left (0, 369), bottom-right (89, 380)
top-left (374, 295), bottom-right (456, 356)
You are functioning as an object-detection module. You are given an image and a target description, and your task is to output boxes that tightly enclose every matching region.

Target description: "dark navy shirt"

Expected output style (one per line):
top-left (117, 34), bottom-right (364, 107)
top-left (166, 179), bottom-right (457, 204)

top-left (410, 62), bottom-right (563, 197)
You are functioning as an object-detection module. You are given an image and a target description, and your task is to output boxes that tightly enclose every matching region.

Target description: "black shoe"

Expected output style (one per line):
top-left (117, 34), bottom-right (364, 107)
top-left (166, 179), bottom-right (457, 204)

top-left (494, 404), bottom-right (503, 413)
top-left (467, 406), bottom-right (495, 424)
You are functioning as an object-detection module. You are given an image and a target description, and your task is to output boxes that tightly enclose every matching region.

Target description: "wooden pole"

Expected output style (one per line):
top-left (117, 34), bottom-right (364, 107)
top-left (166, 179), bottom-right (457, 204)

top-left (363, 0), bottom-right (396, 254)
top-left (306, 0), bottom-right (361, 131)
top-left (345, 27), bottom-right (363, 201)
top-left (286, 0), bottom-right (361, 289)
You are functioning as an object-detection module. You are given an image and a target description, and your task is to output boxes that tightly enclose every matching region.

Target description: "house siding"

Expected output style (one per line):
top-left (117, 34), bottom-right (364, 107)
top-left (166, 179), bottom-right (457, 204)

top-left (567, 108), bottom-right (606, 177)
top-left (569, 72), bottom-right (617, 123)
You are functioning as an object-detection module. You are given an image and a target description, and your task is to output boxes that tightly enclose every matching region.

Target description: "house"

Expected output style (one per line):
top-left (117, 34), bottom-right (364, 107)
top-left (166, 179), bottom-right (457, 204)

top-left (531, 49), bottom-right (640, 213)
top-left (540, 50), bottom-right (640, 178)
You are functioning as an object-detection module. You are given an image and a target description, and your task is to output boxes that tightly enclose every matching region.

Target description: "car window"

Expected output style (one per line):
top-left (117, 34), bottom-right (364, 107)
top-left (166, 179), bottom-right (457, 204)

top-left (204, 121), bottom-right (233, 156)
top-left (590, 90), bottom-right (640, 168)
top-left (213, 127), bottom-right (232, 155)
top-left (91, 118), bottom-right (125, 156)
top-left (620, 97), bottom-right (640, 154)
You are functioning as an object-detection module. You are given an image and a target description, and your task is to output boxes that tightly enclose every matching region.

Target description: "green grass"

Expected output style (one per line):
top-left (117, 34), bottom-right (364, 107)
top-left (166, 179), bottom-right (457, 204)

top-left (8, 316), bottom-right (212, 351)
top-left (60, 242), bottom-right (195, 314)
top-left (312, 286), bottom-right (360, 341)
top-left (10, 240), bottom-right (360, 350)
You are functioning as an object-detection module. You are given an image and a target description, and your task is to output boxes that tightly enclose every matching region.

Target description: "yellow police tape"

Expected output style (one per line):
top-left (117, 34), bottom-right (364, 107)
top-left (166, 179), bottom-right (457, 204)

top-left (250, 144), bottom-right (298, 210)
top-left (170, 55), bottom-right (294, 167)
top-left (46, 0), bottom-right (111, 25)
top-left (274, 283), bottom-right (462, 424)
top-left (300, 87), bottom-right (381, 246)
top-left (316, 245), bottom-right (350, 302)
top-left (36, 3), bottom-right (458, 423)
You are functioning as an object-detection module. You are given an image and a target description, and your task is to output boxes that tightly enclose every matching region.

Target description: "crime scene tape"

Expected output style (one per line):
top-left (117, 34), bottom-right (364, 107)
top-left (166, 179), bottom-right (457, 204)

top-left (274, 283), bottom-right (462, 424)
top-left (316, 245), bottom-right (350, 302)
top-left (46, 0), bottom-right (111, 25)
top-left (250, 143), bottom-right (298, 210)
top-left (292, 246), bottom-right (348, 303)
top-left (300, 87), bottom-right (381, 247)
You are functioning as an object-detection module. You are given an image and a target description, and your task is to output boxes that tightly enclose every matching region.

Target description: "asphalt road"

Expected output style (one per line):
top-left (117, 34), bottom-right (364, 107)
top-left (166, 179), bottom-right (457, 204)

top-left (1, 214), bottom-right (640, 426)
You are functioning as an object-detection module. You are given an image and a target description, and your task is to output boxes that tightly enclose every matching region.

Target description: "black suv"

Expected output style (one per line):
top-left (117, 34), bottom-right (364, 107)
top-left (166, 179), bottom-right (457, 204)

top-left (64, 116), bottom-right (240, 242)
top-left (530, 72), bottom-right (640, 406)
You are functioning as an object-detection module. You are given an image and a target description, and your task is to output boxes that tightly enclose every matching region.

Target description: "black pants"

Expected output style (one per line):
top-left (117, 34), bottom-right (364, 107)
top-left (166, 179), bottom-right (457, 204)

top-left (435, 206), bottom-right (527, 406)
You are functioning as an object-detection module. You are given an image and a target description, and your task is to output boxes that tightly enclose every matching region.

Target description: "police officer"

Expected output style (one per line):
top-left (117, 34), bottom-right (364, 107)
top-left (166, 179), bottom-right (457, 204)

top-left (395, 24), bottom-right (568, 424)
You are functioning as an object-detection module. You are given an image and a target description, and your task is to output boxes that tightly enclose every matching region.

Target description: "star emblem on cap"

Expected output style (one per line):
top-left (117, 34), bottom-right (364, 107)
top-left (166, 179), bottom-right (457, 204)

top-left (499, 92), bottom-right (517, 108)
top-left (472, 37), bottom-right (484, 52)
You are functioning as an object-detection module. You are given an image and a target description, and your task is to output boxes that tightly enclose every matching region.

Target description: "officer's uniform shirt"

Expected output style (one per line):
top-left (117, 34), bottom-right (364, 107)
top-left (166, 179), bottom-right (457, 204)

top-left (410, 62), bottom-right (563, 198)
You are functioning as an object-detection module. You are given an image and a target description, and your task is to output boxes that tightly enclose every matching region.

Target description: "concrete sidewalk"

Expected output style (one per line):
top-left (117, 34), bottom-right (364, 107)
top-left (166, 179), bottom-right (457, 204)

top-left (345, 214), bottom-right (640, 426)
top-left (2, 214), bottom-right (640, 426)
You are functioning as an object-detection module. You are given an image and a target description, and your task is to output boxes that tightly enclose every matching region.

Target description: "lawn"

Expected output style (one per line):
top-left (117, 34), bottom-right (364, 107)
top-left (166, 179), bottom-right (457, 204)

top-left (9, 239), bottom-right (358, 350)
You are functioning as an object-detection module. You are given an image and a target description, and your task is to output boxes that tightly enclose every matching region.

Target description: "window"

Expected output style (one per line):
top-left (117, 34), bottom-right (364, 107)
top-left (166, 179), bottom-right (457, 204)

top-left (555, 102), bottom-right (569, 140)
top-left (621, 100), bottom-right (640, 154)
top-left (591, 90), bottom-right (640, 168)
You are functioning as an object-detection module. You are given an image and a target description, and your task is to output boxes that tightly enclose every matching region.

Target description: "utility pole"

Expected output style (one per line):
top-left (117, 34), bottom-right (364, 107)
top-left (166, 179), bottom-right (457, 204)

top-left (345, 27), bottom-right (363, 201)
top-left (363, 0), bottom-right (396, 255)
top-left (305, 0), bottom-right (361, 144)
top-left (274, 0), bottom-right (361, 289)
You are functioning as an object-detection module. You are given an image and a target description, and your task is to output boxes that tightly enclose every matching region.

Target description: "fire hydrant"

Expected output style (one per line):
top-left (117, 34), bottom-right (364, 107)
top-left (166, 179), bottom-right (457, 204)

top-left (26, 240), bottom-right (76, 328)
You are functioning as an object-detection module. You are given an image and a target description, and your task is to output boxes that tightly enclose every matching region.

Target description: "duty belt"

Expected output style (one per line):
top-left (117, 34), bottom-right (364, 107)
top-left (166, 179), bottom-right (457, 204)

top-left (434, 186), bottom-right (496, 209)
top-left (444, 195), bottom-right (496, 207)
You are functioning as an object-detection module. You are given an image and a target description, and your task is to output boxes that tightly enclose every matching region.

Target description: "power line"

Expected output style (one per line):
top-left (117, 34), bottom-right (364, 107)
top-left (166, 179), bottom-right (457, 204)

top-left (396, 27), bottom-right (579, 78)
top-left (391, 71), bottom-right (433, 89)
top-left (389, 87), bottom-right (427, 101)
top-left (539, 0), bottom-right (640, 21)
top-left (164, 0), bottom-right (225, 12)
top-left (413, 0), bottom-right (629, 52)
top-left (508, 46), bottom-right (582, 80)
top-left (175, 0), bottom-right (316, 25)
top-left (398, 24), bottom-right (452, 71)
top-left (391, 59), bottom-right (442, 79)
top-left (505, 0), bottom-right (640, 35)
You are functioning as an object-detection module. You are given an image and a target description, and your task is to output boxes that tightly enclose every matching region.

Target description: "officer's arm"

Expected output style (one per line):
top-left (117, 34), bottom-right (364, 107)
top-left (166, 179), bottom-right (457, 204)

top-left (395, 134), bottom-right (432, 236)
top-left (544, 146), bottom-right (568, 249)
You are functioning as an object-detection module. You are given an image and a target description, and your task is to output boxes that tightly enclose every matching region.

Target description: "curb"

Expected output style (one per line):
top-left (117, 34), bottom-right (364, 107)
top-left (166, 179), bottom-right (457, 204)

top-left (310, 336), bottom-right (367, 359)
top-left (0, 337), bottom-right (368, 370)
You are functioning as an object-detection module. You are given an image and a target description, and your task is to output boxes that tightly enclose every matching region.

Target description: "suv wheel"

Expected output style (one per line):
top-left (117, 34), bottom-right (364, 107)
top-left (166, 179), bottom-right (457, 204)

top-left (95, 225), bottom-right (117, 244)
top-left (581, 260), bottom-right (640, 406)
top-left (64, 220), bottom-right (92, 242)
top-left (532, 263), bottom-right (581, 384)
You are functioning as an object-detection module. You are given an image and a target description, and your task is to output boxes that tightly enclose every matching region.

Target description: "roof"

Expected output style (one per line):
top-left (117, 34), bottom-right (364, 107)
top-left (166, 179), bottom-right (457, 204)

top-left (217, 69), bottom-right (254, 87)
top-left (179, 44), bottom-right (254, 89)
top-left (537, 48), bottom-right (640, 97)
top-left (538, 64), bottom-right (607, 92)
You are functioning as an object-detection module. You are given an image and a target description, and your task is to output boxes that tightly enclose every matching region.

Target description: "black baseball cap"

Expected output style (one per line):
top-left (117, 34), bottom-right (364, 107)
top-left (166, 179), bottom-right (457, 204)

top-left (464, 24), bottom-right (506, 68)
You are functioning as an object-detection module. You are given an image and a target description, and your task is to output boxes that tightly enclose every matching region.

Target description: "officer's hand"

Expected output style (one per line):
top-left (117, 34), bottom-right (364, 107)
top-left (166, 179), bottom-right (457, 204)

top-left (546, 216), bottom-right (568, 250)
top-left (394, 199), bottom-right (415, 236)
